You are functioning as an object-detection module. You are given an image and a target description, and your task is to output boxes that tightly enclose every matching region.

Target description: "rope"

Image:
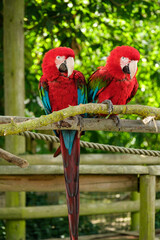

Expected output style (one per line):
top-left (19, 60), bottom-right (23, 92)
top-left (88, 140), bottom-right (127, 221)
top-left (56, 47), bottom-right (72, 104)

top-left (20, 131), bottom-right (60, 143)
top-left (19, 131), bottom-right (160, 157)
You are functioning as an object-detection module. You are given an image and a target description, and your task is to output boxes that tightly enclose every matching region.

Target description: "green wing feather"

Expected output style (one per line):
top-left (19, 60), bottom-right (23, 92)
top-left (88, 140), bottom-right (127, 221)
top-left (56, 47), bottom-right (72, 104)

top-left (38, 77), bottom-right (52, 114)
top-left (73, 70), bottom-right (88, 105)
top-left (88, 66), bottom-right (112, 103)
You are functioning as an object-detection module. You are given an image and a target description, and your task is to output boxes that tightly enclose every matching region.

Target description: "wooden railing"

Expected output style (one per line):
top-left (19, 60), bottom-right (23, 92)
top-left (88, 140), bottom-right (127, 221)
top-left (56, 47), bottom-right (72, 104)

top-left (0, 153), bottom-right (160, 239)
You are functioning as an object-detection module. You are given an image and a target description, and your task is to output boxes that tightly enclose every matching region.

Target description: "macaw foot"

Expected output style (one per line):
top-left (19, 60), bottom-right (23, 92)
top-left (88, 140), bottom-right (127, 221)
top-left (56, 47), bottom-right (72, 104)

top-left (55, 116), bottom-right (84, 132)
top-left (109, 114), bottom-right (121, 130)
top-left (55, 120), bottom-right (72, 129)
top-left (101, 99), bottom-right (113, 115)
top-left (71, 115), bottom-right (84, 133)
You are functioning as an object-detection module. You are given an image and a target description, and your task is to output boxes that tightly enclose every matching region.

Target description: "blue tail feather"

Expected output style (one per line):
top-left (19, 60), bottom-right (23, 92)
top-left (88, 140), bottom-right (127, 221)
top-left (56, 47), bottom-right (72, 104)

top-left (62, 130), bottom-right (76, 155)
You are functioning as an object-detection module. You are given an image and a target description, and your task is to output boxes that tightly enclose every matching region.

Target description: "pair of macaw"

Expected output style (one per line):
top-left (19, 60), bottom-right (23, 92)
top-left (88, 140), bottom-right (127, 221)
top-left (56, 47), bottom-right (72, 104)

top-left (39, 46), bottom-right (140, 240)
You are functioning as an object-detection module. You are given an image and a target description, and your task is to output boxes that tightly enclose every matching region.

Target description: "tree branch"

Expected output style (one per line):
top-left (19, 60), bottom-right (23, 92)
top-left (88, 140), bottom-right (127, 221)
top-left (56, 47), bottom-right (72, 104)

top-left (1, 117), bottom-right (160, 133)
top-left (0, 104), bottom-right (160, 136)
top-left (109, 0), bottom-right (133, 7)
top-left (0, 148), bottom-right (29, 168)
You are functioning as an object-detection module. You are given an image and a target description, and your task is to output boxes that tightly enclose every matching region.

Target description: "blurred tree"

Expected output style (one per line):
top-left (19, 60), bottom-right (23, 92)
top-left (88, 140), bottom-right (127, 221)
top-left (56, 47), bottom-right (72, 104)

top-left (23, 0), bottom-right (160, 151)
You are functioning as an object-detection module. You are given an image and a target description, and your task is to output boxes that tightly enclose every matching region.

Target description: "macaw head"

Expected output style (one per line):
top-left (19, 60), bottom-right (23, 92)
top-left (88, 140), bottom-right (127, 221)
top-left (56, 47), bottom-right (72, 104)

top-left (42, 47), bottom-right (75, 80)
top-left (106, 46), bottom-right (140, 80)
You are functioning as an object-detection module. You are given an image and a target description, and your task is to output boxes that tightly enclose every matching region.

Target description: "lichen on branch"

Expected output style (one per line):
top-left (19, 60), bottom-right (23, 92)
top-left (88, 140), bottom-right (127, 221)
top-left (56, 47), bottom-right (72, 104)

top-left (0, 103), bottom-right (160, 136)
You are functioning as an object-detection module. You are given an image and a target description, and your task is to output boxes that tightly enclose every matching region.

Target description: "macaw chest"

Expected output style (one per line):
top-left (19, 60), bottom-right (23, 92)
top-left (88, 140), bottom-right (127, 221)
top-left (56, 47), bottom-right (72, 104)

top-left (48, 77), bottom-right (78, 111)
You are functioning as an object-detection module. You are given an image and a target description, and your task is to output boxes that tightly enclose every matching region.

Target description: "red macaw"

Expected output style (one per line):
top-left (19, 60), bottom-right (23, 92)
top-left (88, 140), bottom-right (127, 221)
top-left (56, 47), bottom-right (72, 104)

top-left (39, 47), bottom-right (87, 240)
top-left (88, 45), bottom-right (140, 123)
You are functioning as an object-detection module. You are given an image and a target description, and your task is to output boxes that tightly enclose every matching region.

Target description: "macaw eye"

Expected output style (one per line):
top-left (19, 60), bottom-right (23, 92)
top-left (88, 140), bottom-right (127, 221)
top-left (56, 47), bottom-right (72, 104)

top-left (56, 56), bottom-right (61, 59)
top-left (121, 56), bottom-right (126, 60)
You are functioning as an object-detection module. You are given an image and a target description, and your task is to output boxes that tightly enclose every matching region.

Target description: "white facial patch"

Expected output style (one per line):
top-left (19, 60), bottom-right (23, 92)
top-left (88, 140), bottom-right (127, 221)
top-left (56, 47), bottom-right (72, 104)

top-left (120, 57), bottom-right (130, 69)
top-left (129, 60), bottom-right (138, 79)
top-left (55, 56), bottom-right (66, 70)
top-left (66, 57), bottom-right (74, 77)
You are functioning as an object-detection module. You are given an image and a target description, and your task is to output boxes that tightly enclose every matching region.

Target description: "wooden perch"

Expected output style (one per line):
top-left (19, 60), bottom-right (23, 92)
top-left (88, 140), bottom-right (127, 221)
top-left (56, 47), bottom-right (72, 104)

top-left (0, 104), bottom-right (160, 136)
top-left (1, 117), bottom-right (160, 133)
top-left (0, 148), bottom-right (29, 168)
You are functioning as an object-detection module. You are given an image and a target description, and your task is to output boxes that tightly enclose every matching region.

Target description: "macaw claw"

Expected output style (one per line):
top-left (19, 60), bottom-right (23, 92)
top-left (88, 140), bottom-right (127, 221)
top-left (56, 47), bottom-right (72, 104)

top-left (55, 120), bottom-right (72, 128)
top-left (55, 116), bottom-right (84, 132)
top-left (71, 115), bottom-right (84, 133)
top-left (109, 114), bottom-right (121, 131)
top-left (101, 99), bottom-right (113, 115)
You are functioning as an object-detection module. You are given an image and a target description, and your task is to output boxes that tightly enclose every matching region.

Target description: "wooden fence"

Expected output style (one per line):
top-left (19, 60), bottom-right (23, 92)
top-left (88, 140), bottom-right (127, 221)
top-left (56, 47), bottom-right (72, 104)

top-left (1, 153), bottom-right (160, 239)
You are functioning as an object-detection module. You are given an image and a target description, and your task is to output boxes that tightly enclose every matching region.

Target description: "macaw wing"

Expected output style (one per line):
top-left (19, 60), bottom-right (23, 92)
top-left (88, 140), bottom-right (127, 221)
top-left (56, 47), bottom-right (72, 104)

top-left (126, 78), bottom-right (139, 104)
top-left (73, 70), bottom-right (88, 105)
top-left (88, 66), bottom-right (112, 103)
top-left (38, 77), bottom-right (52, 115)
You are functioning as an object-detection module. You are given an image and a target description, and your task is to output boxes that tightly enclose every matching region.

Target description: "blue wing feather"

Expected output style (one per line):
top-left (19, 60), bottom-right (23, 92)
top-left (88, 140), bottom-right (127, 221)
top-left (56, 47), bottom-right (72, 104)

top-left (40, 87), bottom-right (52, 114)
top-left (77, 88), bottom-right (86, 105)
top-left (89, 86), bottom-right (99, 103)
top-left (39, 81), bottom-right (58, 136)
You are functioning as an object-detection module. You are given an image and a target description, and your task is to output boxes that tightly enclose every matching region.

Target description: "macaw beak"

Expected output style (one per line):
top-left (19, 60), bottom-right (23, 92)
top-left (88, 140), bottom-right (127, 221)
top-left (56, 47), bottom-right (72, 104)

top-left (122, 60), bottom-right (138, 79)
top-left (66, 57), bottom-right (74, 77)
top-left (129, 60), bottom-right (138, 79)
top-left (58, 57), bottom-right (74, 77)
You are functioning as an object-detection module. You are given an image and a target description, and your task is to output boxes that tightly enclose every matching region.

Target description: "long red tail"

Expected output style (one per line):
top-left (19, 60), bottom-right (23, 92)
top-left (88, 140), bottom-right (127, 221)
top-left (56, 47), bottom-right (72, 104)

top-left (60, 131), bottom-right (80, 240)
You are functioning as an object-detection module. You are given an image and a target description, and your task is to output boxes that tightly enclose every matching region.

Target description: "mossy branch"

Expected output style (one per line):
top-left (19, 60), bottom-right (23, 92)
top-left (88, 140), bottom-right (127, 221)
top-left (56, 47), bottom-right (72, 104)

top-left (0, 104), bottom-right (160, 136)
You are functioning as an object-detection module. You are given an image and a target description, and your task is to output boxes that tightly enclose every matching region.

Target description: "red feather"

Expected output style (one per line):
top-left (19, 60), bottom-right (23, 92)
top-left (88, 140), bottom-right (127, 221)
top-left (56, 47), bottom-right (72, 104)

top-left (60, 131), bottom-right (80, 240)
top-left (48, 74), bottom-right (78, 111)
top-left (98, 74), bottom-right (138, 105)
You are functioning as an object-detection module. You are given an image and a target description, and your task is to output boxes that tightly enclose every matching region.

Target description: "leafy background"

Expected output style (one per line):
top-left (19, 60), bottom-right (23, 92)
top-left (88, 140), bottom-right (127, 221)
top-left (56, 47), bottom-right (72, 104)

top-left (0, 0), bottom-right (160, 149)
top-left (0, 0), bottom-right (160, 239)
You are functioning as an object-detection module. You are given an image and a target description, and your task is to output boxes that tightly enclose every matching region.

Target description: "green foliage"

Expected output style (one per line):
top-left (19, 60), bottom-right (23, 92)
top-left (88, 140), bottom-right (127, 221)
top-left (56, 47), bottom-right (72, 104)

top-left (23, 0), bottom-right (160, 151)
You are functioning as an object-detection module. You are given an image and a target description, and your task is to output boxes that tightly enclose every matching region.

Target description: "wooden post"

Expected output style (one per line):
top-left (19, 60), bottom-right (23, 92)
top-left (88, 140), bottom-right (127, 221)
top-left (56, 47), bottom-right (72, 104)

top-left (3, 0), bottom-right (25, 240)
top-left (140, 175), bottom-right (156, 240)
top-left (131, 191), bottom-right (140, 231)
